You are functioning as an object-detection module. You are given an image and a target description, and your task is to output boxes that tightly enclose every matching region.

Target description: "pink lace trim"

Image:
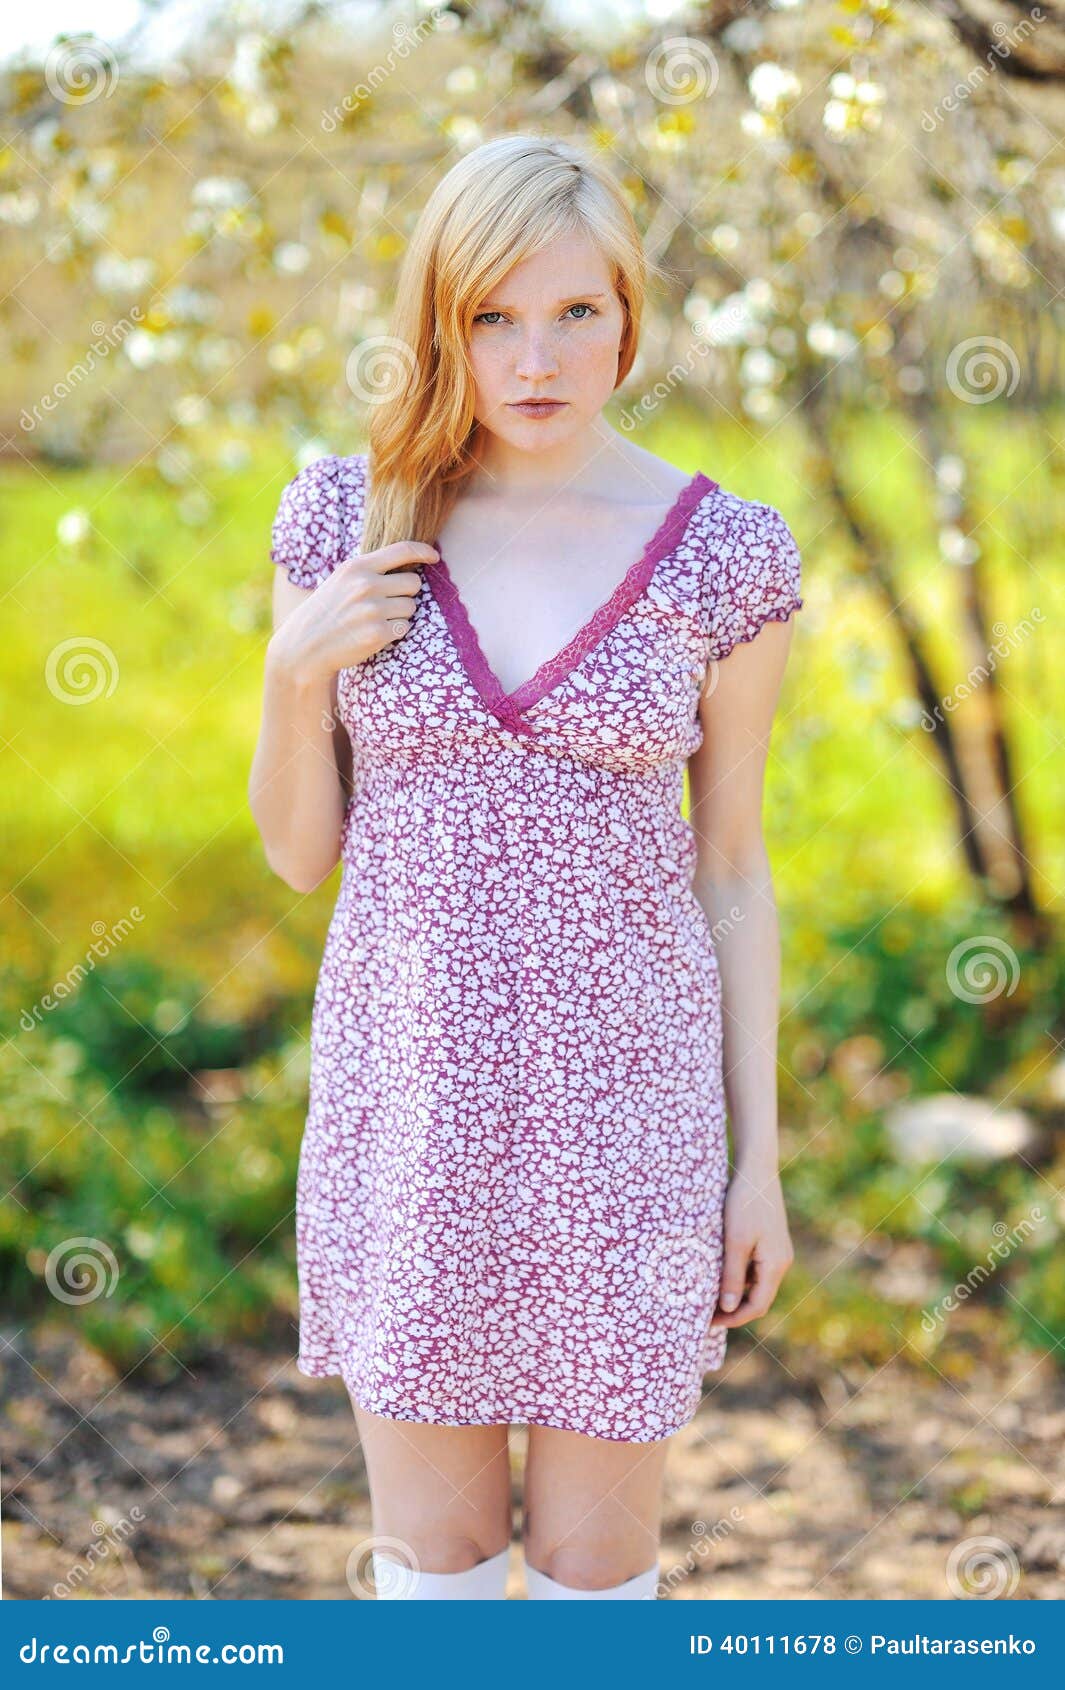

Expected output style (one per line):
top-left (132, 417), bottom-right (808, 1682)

top-left (428, 470), bottom-right (718, 731)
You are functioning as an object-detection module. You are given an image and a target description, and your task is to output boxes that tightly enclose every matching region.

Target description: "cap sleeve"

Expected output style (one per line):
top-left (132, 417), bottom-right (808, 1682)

top-left (270, 454), bottom-right (345, 590)
top-left (703, 500), bottom-right (804, 663)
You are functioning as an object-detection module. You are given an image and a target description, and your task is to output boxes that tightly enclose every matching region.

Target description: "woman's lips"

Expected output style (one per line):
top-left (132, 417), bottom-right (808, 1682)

top-left (507, 400), bottom-right (567, 417)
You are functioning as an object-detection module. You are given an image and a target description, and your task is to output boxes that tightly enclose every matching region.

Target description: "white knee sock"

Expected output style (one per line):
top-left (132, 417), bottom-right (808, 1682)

top-left (524, 1558), bottom-right (659, 1600)
top-left (372, 1542), bottom-right (510, 1600)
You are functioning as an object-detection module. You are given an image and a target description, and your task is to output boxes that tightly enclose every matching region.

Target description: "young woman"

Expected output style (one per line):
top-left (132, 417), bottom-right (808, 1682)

top-left (249, 133), bottom-right (803, 1601)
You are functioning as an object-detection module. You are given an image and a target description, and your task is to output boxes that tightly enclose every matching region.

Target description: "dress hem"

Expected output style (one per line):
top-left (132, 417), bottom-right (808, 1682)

top-left (295, 1353), bottom-right (725, 1444)
top-left (712, 594), bottom-right (804, 663)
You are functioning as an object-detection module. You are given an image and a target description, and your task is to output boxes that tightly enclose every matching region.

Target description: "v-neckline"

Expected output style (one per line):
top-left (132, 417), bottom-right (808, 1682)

top-left (425, 469), bottom-right (717, 734)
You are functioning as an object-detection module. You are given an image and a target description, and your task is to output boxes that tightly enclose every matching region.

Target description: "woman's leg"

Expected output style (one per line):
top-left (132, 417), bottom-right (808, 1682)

top-left (520, 1422), bottom-right (671, 1598)
top-left (349, 1395), bottom-right (514, 1599)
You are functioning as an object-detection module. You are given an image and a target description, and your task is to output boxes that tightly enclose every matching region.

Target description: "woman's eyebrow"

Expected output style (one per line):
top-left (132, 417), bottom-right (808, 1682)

top-left (477, 292), bottom-right (609, 309)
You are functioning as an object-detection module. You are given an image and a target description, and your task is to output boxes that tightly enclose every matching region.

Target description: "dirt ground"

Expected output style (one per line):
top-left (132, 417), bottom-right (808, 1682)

top-left (3, 1324), bottom-right (1063, 1601)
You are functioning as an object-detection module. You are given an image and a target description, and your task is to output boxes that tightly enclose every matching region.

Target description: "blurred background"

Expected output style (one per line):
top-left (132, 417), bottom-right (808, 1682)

top-left (2, 0), bottom-right (1064, 1601)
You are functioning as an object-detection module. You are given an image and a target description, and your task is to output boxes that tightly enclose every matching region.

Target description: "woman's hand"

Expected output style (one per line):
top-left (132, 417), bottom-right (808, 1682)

top-left (267, 540), bottom-right (440, 688)
top-left (708, 1164), bottom-right (794, 1331)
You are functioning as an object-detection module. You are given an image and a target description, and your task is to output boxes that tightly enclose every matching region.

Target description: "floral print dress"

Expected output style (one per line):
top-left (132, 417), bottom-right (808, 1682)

top-left (269, 451), bottom-right (803, 1442)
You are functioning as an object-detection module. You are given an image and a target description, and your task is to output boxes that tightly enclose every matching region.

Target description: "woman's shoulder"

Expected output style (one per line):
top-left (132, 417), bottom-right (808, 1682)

top-left (273, 449), bottom-right (369, 516)
top-left (614, 446), bottom-right (701, 506)
top-left (269, 451), bottom-right (369, 589)
top-left (623, 449), bottom-right (797, 554)
top-left (686, 479), bottom-right (797, 549)
top-left (680, 480), bottom-right (805, 662)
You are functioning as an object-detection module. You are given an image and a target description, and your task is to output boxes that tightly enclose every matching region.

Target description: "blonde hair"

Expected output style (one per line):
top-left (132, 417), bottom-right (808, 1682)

top-left (360, 132), bottom-right (659, 554)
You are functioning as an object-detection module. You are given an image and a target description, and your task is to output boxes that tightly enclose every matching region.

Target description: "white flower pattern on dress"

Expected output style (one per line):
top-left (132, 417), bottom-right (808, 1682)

top-left (269, 451), bottom-right (803, 1442)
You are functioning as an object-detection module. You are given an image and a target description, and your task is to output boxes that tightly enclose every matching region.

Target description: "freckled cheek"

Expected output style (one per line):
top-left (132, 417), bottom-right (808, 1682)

top-left (469, 344), bottom-right (512, 412)
top-left (559, 331), bottom-right (624, 410)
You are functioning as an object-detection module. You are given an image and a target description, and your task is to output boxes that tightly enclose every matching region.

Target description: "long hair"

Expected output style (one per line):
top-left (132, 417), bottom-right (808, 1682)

top-left (359, 133), bottom-right (657, 554)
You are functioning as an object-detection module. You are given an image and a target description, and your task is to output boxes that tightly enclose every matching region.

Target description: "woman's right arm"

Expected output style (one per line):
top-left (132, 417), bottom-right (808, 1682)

top-left (249, 541), bottom-right (439, 894)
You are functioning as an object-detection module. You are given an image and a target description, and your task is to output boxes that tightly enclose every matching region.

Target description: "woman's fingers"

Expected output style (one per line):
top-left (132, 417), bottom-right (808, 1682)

top-left (710, 1237), bottom-right (754, 1323)
top-left (710, 1246), bottom-right (793, 1326)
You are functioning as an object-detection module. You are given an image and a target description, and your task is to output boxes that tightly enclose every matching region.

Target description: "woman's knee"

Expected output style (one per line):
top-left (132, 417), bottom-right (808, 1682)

top-left (523, 1526), bottom-right (655, 1589)
top-left (377, 1526), bottom-right (509, 1575)
top-left (520, 1426), bottom-right (668, 1588)
top-left (351, 1403), bottom-right (512, 1566)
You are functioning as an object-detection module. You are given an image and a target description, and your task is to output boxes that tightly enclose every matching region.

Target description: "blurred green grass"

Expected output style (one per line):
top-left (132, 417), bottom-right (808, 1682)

top-left (3, 410), bottom-right (1063, 1385)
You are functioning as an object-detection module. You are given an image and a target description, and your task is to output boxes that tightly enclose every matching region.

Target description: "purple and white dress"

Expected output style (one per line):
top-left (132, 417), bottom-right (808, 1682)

top-left (270, 451), bottom-right (803, 1442)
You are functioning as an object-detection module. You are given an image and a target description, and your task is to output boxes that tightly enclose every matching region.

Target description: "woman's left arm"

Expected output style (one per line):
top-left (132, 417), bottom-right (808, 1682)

top-left (686, 615), bottom-right (798, 1332)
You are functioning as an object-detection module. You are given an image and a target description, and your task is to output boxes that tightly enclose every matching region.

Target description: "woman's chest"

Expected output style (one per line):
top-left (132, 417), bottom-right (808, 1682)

top-left (429, 508), bottom-right (673, 701)
top-left (335, 562), bottom-right (710, 774)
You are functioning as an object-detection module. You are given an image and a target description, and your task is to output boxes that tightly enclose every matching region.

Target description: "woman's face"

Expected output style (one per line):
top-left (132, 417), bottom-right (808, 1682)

top-left (466, 228), bottom-right (626, 458)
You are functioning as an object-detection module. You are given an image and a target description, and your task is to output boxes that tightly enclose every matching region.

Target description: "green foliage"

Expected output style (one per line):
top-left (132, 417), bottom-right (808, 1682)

top-left (0, 1031), bottom-right (306, 1378)
top-left (41, 955), bottom-right (263, 1093)
top-left (795, 897), bottom-right (1065, 1095)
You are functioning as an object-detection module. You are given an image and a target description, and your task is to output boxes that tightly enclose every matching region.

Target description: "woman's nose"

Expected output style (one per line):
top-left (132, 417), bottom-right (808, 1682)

top-left (514, 335), bottom-right (560, 379)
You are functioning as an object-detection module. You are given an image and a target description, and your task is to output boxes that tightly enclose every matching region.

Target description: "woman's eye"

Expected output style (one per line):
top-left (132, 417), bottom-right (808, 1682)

top-left (472, 304), bottom-right (600, 326)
